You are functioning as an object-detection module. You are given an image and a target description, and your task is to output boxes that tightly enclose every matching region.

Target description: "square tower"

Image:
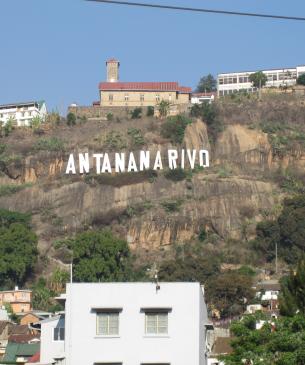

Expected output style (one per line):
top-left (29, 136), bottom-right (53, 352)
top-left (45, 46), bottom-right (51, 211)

top-left (106, 58), bottom-right (120, 82)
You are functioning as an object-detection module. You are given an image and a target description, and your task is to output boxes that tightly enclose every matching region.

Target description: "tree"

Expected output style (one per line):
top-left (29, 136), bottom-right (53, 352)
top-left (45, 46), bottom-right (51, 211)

top-left (131, 108), bottom-right (142, 119)
top-left (160, 115), bottom-right (192, 144)
top-left (196, 74), bottom-right (217, 93)
top-left (0, 210), bottom-right (38, 288)
top-left (297, 74), bottom-right (305, 86)
top-left (66, 112), bottom-right (76, 126)
top-left (59, 230), bottom-right (134, 282)
top-left (32, 278), bottom-right (62, 312)
top-left (158, 100), bottom-right (170, 118)
top-left (206, 271), bottom-right (254, 317)
top-left (146, 106), bottom-right (154, 117)
top-left (222, 314), bottom-right (305, 365)
top-left (3, 117), bottom-right (15, 137)
top-left (49, 268), bottom-right (70, 294)
top-left (280, 257), bottom-right (305, 316)
top-left (249, 71), bottom-right (267, 89)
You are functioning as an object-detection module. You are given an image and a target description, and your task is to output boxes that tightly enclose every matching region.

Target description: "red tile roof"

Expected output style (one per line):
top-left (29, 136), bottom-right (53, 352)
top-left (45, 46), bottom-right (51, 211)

top-left (99, 82), bottom-right (192, 93)
top-left (27, 351), bottom-right (40, 363)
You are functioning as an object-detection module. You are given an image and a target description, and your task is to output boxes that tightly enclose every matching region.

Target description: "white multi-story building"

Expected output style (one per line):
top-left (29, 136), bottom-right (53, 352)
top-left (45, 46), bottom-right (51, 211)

top-left (0, 101), bottom-right (47, 127)
top-left (191, 92), bottom-right (216, 104)
top-left (218, 65), bottom-right (305, 96)
top-left (40, 282), bottom-right (209, 365)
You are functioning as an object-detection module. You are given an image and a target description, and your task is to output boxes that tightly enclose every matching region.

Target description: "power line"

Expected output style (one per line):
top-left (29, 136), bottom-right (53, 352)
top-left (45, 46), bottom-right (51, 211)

top-left (85, 0), bottom-right (305, 22)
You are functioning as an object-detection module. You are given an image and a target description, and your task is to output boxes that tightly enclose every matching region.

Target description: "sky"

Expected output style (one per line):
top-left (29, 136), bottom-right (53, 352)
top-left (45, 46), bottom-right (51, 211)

top-left (1, 0), bottom-right (305, 113)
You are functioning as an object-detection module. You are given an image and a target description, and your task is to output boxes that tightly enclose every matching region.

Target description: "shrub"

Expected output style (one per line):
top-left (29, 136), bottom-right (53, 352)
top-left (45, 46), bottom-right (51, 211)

top-left (147, 106), bottom-right (154, 117)
top-left (164, 168), bottom-right (187, 182)
top-left (34, 137), bottom-right (65, 152)
top-left (104, 131), bottom-right (127, 150)
top-left (160, 115), bottom-right (192, 144)
top-left (66, 112), bottom-right (76, 126)
top-left (198, 228), bottom-right (207, 242)
top-left (161, 199), bottom-right (183, 212)
top-left (131, 108), bottom-right (142, 119)
top-left (127, 128), bottom-right (145, 147)
top-left (106, 112), bottom-right (114, 121)
top-left (0, 183), bottom-right (32, 197)
top-left (158, 100), bottom-right (170, 118)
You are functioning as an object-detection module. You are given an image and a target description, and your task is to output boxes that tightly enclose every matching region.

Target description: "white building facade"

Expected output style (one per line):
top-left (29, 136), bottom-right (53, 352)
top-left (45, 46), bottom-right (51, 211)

top-left (40, 282), bottom-right (208, 365)
top-left (0, 101), bottom-right (47, 127)
top-left (218, 65), bottom-right (305, 96)
top-left (191, 93), bottom-right (216, 104)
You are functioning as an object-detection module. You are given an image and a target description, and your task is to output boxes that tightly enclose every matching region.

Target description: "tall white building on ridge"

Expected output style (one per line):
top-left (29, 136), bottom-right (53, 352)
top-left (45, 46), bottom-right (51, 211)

top-left (0, 100), bottom-right (47, 127)
top-left (218, 64), bottom-right (305, 96)
top-left (40, 282), bottom-right (209, 365)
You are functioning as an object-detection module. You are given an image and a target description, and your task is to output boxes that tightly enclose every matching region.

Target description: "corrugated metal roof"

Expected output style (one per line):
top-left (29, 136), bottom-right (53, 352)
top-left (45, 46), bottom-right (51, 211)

top-left (3, 342), bottom-right (40, 362)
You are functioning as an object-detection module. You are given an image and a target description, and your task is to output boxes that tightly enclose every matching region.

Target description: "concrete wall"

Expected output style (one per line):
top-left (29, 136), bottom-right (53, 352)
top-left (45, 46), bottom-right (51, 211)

top-left (65, 282), bottom-right (208, 365)
top-left (40, 315), bottom-right (65, 364)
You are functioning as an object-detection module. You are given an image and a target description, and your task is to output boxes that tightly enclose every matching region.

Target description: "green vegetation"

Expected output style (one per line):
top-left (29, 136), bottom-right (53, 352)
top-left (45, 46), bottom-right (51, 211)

top-left (160, 114), bottom-right (192, 144)
top-left (260, 121), bottom-right (305, 158)
top-left (164, 168), bottom-right (188, 182)
top-left (127, 128), bottom-right (145, 147)
top-left (130, 107), bottom-right (142, 119)
top-left (222, 313), bottom-right (305, 365)
top-left (158, 100), bottom-right (170, 118)
top-left (0, 183), bottom-right (32, 197)
top-left (34, 137), bottom-right (65, 152)
top-left (46, 111), bottom-right (61, 126)
top-left (297, 73), bottom-right (305, 86)
top-left (66, 112), bottom-right (76, 126)
top-left (196, 74), bottom-right (217, 92)
top-left (125, 201), bottom-right (153, 218)
top-left (190, 102), bottom-right (223, 142)
top-left (249, 71), bottom-right (267, 89)
top-left (252, 194), bottom-right (305, 264)
top-left (146, 106), bottom-right (154, 117)
top-left (161, 199), bottom-right (183, 212)
top-left (106, 112), bottom-right (114, 121)
top-left (104, 131), bottom-right (127, 150)
top-left (2, 117), bottom-right (15, 137)
top-left (280, 257), bottom-right (305, 316)
top-left (56, 230), bottom-right (135, 282)
top-left (85, 170), bottom-right (157, 187)
top-left (32, 277), bottom-right (64, 312)
top-left (0, 209), bottom-right (38, 289)
top-left (30, 116), bottom-right (43, 130)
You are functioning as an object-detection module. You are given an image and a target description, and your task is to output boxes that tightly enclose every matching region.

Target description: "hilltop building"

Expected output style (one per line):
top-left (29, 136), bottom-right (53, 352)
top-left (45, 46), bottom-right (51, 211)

top-left (40, 282), bottom-right (208, 365)
top-left (217, 64), bottom-right (305, 96)
top-left (0, 101), bottom-right (47, 126)
top-left (99, 58), bottom-right (191, 107)
top-left (0, 287), bottom-right (32, 314)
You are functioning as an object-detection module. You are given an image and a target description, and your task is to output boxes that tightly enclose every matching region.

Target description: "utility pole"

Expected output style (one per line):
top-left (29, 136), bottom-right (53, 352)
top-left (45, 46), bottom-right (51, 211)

top-left (275, 242), bottom-right (278, 275)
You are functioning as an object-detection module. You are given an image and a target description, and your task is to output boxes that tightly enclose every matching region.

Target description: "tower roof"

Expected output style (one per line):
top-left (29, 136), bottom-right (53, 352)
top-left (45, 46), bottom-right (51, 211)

top-left (106, 58), bottom-right (120, 64)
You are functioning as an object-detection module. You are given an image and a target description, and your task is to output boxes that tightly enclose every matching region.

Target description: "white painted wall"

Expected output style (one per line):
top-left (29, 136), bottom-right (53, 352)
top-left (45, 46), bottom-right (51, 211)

top-left (40, 315), bottom-right (65, 365)
top-left (64, 282), bottom-right (208, 365)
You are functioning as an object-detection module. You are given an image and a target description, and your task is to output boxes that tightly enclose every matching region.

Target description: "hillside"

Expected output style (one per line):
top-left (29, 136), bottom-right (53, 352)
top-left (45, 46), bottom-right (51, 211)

top-left (1, 93), bottom-right (305, 277)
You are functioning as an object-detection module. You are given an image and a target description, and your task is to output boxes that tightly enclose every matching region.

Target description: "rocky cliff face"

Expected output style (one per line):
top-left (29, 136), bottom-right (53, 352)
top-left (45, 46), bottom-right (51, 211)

top-left (0, 107), bottom-right (303, 266)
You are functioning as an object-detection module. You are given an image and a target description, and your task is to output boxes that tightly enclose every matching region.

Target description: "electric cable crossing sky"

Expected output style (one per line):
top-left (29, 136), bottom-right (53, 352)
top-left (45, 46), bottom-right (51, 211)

top-left (85, 0), bottom-right (305, 22)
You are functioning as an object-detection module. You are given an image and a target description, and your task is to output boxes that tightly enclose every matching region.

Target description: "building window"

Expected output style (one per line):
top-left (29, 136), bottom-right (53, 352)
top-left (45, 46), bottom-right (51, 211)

top-left (155, 94), bottom-right (160, 102)
top-left (109, 94), bottom-right (113, 102)
top-left (97, 312), bottom-right (119, 336)
top-left (53, 327), bottom-right (65, 341)
top-left (140, 94), bottom-right (144, 102)
top-left (145, 312), bottom-right (168, 335)
top-left (125, 94), bottom-right (129, 102)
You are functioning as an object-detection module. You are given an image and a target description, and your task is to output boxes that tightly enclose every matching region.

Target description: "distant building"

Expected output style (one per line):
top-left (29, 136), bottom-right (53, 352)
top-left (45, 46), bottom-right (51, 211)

top-left (218, 65), bottom-right (305, 96)
top-left (40, 282), bottom-right (208, 365)
top-left (99, 59), bottom-right (191, 107)
top-left (0, 101), bottom-right (47, 127)
top-left (0, 287), bottom-right (32, 314)
top-left (191, 92), bottom-right (216, 104)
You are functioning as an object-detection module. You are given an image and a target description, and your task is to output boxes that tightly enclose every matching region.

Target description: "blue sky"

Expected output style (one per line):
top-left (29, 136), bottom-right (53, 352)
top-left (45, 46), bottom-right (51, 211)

top-left (1, 0), bottom-right (305, 113)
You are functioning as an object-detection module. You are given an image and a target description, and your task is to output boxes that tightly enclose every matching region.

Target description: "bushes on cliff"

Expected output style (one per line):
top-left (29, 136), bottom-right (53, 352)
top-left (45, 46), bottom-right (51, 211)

top-left (0, 209), bottom-right (38, 289)
top-left (252, 194), bottom-right (305, 264)
top-left (34, 137), bottom-right (65, 152)
top-left (160, 115), bottom-right (192, 144)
